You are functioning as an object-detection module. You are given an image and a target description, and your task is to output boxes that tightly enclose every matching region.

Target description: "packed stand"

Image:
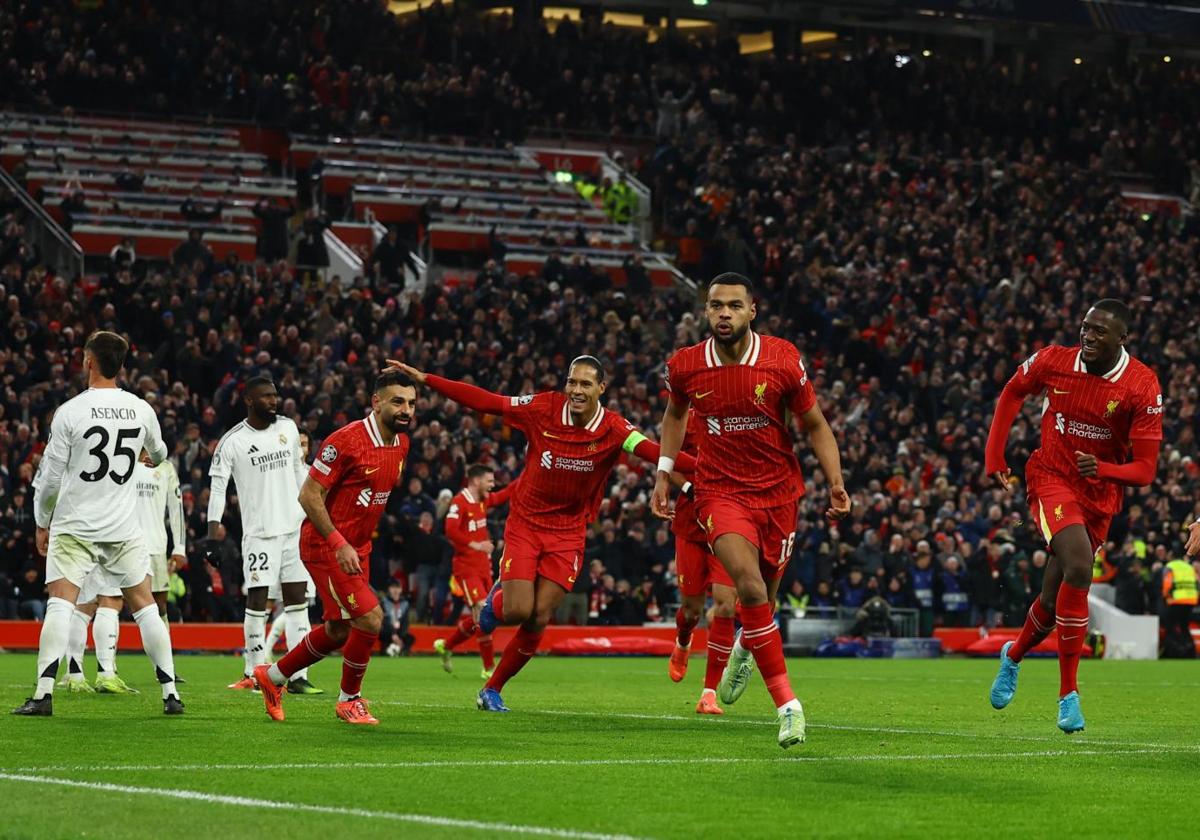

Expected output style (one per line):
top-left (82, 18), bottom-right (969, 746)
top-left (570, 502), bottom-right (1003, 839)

top-left (3, 2), bottom-right (1200, 195)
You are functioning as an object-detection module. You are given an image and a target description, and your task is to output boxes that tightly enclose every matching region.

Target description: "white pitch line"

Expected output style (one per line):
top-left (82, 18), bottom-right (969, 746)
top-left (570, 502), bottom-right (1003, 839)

top-left (0, 772), bottom-right (648, 840)
top-left (380, 701), bottom-right (1200, 753)
top-left (1, 748), bottom-right (1182, 776)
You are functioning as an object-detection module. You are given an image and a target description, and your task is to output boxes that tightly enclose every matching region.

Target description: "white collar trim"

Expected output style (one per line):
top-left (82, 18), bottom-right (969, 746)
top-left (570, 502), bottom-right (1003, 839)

top-left (705, 331), bottom-right (761, 367)
top-left (1074, 347), bottom-right (1130, 382)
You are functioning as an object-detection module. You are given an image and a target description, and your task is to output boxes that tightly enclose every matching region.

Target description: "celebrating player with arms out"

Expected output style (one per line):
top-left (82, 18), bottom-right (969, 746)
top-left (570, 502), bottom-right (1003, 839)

top-left (986, 300), bottom-right (1162, 733)
top-left (652, 273), bottom-right (850, 749)
top-left (434, 465), bottom-right (518, 679)
top-left (667, 408), bottom-right (738, 716)
top-left (253, 371), bottom-right (417, 725)
top-left (385, 355), bottom-right (694, 713)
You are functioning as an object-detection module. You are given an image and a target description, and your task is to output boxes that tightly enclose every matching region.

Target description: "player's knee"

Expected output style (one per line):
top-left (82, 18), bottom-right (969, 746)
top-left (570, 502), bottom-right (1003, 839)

top-left (356, 609), bottom-right (383, 635)
top-left (712, 598), bottom-right (736, 618)
top-left (1062, 564), bottom-right (1092, 590)
top-left (245, 587), bottom-right (268, 611)
top-left (477, 633), bottom-right (492, 643)
top-left (505, 603), bottom-right (533, 625)
top-left (325, 621), bottom-right (351, 645)
top-left (98, 595), bottom-right (123, 610)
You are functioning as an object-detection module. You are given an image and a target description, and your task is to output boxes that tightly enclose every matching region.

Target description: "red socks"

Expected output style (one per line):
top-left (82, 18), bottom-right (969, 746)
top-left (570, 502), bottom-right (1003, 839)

top-left (276, 623), bottom-right (341, 679)
top-left (446, 613), bottom-right (494, 670)
top-left (485, 626), bottom-right (544, 692)
top-left (705, 615), bottom-right (734, 692)
top-left (340, 626), bottom-right (376, 698)
top-left (675, 607), bottom-right (699, 648)
top-left (446, 614), bottom-right (476, 650)
top-left (739, 602), bottom-right (794, 707)
top-left (1008, 598), bottom-right (1054, 664)
top-left (1055, 582), bottom-right (1090, 697)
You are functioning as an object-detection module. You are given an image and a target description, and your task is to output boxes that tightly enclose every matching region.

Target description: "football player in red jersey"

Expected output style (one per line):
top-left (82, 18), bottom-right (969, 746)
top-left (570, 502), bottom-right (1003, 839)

top-left (668, 409), bottom-right (737, 716)
top-left (985, 300), bottom-right (1162, 732)
top-left (434, 464), bottom-right (518, 679)
top-left (651, 273), bottom-right (850, 748)
top-left (385, 355), bottom-right (694, 712)
top-left (252, 370), bottom-right (417, 726)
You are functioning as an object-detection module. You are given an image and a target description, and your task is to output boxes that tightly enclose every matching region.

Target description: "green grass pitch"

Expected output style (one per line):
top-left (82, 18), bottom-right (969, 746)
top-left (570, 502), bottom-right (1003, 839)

top-left (0, 651), bottom-right (1196, 839)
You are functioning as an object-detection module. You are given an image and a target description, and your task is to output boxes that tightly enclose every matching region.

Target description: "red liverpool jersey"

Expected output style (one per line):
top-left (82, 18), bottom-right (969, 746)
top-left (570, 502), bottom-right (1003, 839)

top-left (665, 331), bottom-right (816, 509)
top-left (301, 411), bottom-right (409, 560)
top-left (1007, 345), bottom-right (1162, 514)
top-left (445, 481), bottom-right (515, 578)
top-left (504, 391), bottom-right (643, 531)
top-left (672, 409), bottom-right (706, 544)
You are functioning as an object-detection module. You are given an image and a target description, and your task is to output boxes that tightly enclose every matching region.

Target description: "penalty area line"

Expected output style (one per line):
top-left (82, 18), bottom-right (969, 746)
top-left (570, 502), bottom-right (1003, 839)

top-left (0, 772), bottom-right (648, 840)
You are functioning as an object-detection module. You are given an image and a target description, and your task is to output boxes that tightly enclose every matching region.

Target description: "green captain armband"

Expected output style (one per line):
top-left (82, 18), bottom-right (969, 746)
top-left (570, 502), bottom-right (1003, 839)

top-left (621, 430), bottom-right (648, 453)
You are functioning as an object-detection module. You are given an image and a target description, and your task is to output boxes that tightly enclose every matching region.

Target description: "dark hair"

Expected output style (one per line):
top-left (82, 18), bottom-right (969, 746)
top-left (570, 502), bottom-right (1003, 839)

top-left (708, 272), bottom-right (755, 297)
top-left (375, 370), bottom-right (417, 392)
top-left (467, 463), bottom-right (494, 481)
top-left (84, 331), bottom-right (128, 378)
top-left (1091, 299), bottom-right (1132, 333)
top-left (243, 375), bottom-right (275, 396)
top-left (568, 355), bottom-right (606, 383)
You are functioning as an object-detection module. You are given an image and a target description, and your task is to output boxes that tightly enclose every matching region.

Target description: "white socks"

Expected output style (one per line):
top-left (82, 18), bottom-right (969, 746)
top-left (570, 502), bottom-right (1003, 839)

top-left (93, 606), bottom-right (120, 677)
top-left (66, 608), bottom-right (93, 681)
top-left (731, 633), bottom-right (751, 663)
top-left (338, 691), bottom-right (359, 702)
top-left (132, 604), bottom-right (177, 700)
top-left (266, 662), bottom-right (287, 686)
top-left (777, 698), bottom-right (803, 715)
top-left (283, 604), bottom-right (311, 681)
top-left (243, 608), bottom-right (268, 676)
top-left (34, 597), bottom-right (75, 699)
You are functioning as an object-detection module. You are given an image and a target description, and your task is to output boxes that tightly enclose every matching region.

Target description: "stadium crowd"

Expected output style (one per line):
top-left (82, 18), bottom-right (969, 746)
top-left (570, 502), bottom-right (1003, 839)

top-left (3, 1), bottom-right (1200, 195)
top-left (3, 4), bottom-right (1200, 634)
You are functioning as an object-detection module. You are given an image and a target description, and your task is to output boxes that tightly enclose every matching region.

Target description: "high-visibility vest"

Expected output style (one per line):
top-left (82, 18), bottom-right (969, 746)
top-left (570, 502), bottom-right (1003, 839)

top-left (1164, 559), bottom-right (1199, 606)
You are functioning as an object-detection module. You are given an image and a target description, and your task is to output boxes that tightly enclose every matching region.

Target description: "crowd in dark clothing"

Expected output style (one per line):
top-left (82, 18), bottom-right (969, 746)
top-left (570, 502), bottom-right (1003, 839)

top-left (3, 2), bottom-right (1200, 196)
top-left (4, 6), bottom-right (1200, 629)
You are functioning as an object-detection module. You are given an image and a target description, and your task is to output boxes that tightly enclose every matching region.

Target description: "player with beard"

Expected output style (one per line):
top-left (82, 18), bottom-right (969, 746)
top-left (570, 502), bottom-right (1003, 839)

top-left (651, 273), bottom-right (850, 748)
top-left (253, 371), bottom-right (417, 725)
top-left (384, 355), bottom-right (695, 713)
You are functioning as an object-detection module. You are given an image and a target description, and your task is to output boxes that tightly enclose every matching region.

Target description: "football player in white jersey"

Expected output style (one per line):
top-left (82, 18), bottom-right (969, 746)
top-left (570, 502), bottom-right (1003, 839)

top-left (60, 452), bottom-right (187, 694)
top-left (207, 376), bottom-right (321, 694)
top-left (15, 331), bottom-right (183, 717)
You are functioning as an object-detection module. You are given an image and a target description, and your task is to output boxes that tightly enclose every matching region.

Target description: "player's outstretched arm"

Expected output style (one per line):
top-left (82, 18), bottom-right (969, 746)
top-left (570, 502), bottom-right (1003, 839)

top-left (298, 475), bottom-right (362, 574)
top-left (383, 359), bottom-right (507, 414)
top-left (799, 404), bottom-right (851, 521)
top-left (652, 399), bottom-right (688, 520)
top-left (984, 378), bottom-right (1027, 493)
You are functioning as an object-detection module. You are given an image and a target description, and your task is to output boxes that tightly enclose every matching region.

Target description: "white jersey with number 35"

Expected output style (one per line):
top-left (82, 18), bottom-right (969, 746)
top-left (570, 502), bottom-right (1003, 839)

top-left (33, 387), bottom-right (168, 542)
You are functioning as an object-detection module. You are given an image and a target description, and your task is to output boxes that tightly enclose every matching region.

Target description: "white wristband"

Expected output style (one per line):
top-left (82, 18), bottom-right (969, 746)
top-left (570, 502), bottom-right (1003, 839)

top-left (681, 481), bottom-right (693, 494)
top-left (657, 456), bottom-right (675, 475)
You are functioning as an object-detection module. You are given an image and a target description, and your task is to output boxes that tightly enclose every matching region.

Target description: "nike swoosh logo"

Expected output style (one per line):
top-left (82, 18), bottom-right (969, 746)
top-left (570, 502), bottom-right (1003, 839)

top-left (693, 391), bottom-right (714, 400)
top-left (364, 467), bottom-right (380, 475)
top-left (542, 431), bottom-right (563, 439)
top-left (1060, 634), bottom-right (1080, 641)
top-left (752, 641), bottom-right (771, 650)
top-left (1053, 389), bottom-right (1070, 395)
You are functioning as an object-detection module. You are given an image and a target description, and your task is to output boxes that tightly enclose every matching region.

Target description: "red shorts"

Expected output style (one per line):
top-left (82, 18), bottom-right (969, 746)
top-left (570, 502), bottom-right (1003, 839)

top-left (694, 496), bottom-right (797, 581)
top-left (451, 573), bottom-right (493, 607)
top-left (676, 537), bottom-right (734, 597)
top-left (501, 519), bottom-right (584, 592)
top-left (305, 557), bottom-right (380, 622)
top-left (1027, 476), bottom-right (1111, 554)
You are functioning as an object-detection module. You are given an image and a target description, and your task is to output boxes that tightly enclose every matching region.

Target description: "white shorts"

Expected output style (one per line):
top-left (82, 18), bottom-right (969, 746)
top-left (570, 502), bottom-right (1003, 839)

top-left (149, 552), bottom-right (170, 593)
top-left (76, 564), bottom-right (124, 605)
top-left (242, 530), bottom-right (306, 592)
top-left (268, 566), bottom-right (315, 602)
top-left (47, 533), bottom-right (149, 595)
